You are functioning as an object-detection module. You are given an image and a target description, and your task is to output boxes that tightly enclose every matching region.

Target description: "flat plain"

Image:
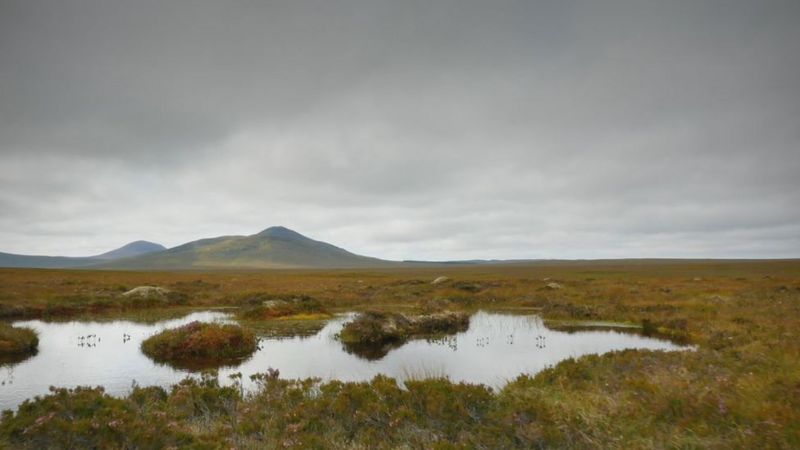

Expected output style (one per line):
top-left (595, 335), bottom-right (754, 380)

top-left (0, 260), bottom-right (798, 448)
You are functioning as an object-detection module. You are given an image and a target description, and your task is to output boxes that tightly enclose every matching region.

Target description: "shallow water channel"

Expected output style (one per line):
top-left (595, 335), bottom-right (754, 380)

top-left (1, 311), bottom-right (688, 411)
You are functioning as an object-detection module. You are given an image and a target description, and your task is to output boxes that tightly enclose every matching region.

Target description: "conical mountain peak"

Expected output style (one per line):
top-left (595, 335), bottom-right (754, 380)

top-left (256, 226), bottom-right (308, 240)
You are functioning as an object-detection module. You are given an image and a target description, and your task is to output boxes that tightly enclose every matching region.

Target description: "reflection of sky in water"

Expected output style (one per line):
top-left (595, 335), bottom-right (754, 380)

top-left (1, 311), bottom-right (689, 411)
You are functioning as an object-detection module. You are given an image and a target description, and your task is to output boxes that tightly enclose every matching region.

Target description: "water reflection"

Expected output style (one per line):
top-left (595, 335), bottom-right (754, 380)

top-left (0, 350), bottom-right (37, 367)
top-left (1, 311), bottom-right (689, 411)
top-left (341, 340), bottom-right (403, 360)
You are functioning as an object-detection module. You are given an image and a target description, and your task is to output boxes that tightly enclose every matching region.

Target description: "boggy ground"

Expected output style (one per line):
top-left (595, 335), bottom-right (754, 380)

top-left (0, 260), bottom-right (799, 448)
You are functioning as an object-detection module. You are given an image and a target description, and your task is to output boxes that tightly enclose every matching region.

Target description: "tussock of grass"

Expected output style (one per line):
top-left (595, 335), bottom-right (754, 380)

top-left (0, 323), bottom-right (38, 356)
top-left (141, 321), bottom-right (256, 368)
top-left (339, 311), bottom-right (470, 345)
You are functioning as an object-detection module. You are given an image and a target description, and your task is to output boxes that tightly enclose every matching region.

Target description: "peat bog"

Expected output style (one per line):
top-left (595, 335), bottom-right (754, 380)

top-left (0, 261), bottom-right (799, 448)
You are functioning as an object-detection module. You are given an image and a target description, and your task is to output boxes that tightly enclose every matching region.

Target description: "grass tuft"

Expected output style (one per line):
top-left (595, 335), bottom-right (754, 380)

top-left (0, 323), bottom-right (38, 356)
top-left (141, 321), bottom-right (256, 369)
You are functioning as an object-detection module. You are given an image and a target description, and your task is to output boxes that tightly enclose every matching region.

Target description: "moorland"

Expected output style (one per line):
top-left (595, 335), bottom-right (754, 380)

top-left (0, 259), bottom-right (798, 448)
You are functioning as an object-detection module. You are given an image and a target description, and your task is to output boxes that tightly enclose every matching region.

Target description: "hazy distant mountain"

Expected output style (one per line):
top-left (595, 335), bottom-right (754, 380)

top-left (0, 240), bottom-right (166, 269)
top-left (93, 240), bottom-right (166, 260)
top-left (100, 226), bottom-right (395, 269)
top-left (0, 252), bottom-right (99, 269)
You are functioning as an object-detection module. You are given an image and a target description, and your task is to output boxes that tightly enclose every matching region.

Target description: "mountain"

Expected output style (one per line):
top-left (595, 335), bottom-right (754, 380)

top-left (93, 241), bottom-right (166, 260)
top-left (1, 227), bottom-right (396, 270)
top-left (0, 252), bottom-right (100, 269)
top-left (0, 240), bottom-right (166, 269)
top-left (100, 226), bottom-right (395, 269)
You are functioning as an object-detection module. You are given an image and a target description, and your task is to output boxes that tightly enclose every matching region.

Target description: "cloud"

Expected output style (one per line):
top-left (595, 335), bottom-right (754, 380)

top-left (1, 0), bottom-right (798, 259)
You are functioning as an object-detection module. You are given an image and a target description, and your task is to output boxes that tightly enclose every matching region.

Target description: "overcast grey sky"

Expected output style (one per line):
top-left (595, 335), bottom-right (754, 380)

top-left (1, 0), bottom-right (799, 260)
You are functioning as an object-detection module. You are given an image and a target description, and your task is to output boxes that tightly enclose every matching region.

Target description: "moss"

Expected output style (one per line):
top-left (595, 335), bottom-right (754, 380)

top-left (141, 321), bottom-right (256, 369)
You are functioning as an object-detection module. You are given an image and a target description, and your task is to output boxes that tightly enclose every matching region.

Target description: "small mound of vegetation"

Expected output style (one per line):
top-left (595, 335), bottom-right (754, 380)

top-left (237, 295), bottom-right (330, 320)
top-left (141, 321), bottom-right (256, 368)
top-left (340, 311), bottom-right (470, 346)
top-left (0, 323), bottom-right (38, 356)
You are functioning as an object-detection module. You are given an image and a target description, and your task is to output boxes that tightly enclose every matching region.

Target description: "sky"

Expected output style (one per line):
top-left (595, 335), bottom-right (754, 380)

top-left (1, 0), bottom-right (799, 260)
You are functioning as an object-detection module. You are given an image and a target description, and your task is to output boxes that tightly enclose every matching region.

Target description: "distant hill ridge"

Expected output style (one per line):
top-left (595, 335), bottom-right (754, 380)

top-left (0, 227), bottom-right (395, 270)
top-left (0, 240), bottom-right (166, 268)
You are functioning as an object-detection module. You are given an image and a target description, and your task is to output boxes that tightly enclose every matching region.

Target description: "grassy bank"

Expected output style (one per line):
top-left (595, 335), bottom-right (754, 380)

top-left (1, 348), bottom-right (797, 449)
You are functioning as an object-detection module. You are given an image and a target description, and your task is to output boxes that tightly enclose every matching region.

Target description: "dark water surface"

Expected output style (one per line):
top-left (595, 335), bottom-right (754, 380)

top-left (1, 311), bottom-right (688, 411)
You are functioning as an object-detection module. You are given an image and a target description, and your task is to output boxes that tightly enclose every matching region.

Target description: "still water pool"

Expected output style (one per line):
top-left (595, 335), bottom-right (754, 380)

top-left (1, 311), bottom-right (688, 410)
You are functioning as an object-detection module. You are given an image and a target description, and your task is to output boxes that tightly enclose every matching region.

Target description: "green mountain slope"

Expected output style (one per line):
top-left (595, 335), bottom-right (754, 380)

top-left (101, 226), bottom-right (395, 269)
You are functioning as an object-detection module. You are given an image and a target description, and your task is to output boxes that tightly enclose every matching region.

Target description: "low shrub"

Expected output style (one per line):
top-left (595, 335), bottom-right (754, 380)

top-left (0, 386), bottom-right (196, 449)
